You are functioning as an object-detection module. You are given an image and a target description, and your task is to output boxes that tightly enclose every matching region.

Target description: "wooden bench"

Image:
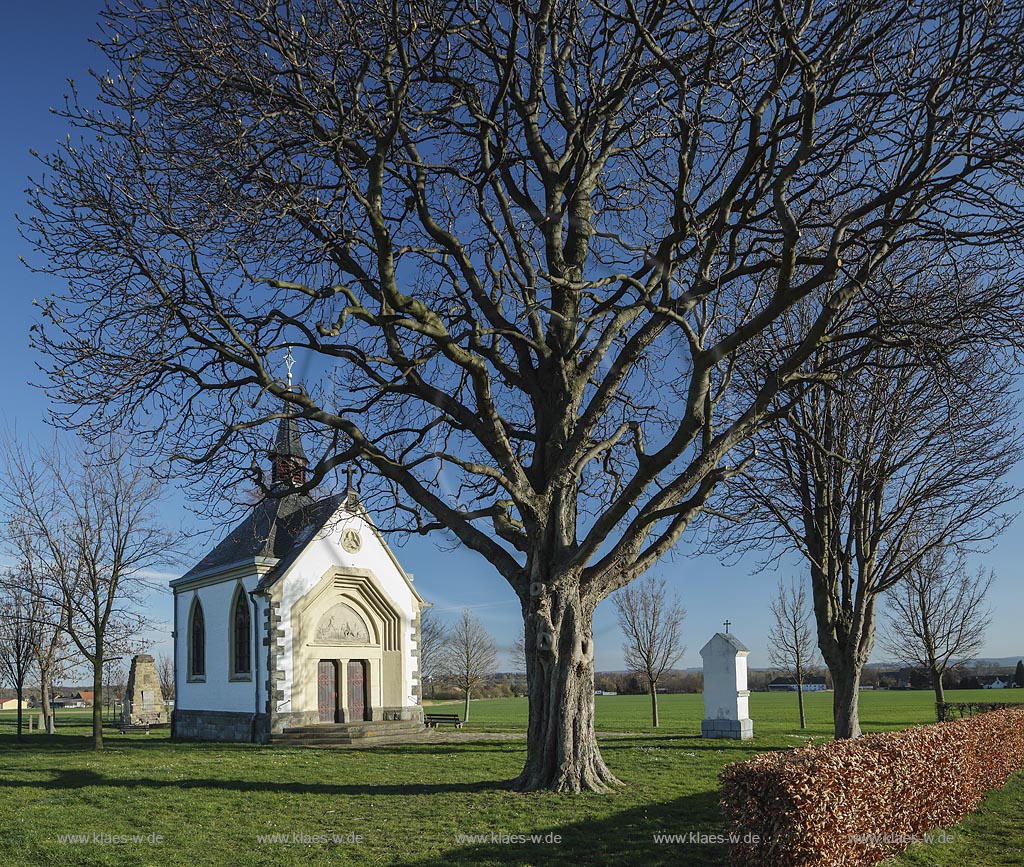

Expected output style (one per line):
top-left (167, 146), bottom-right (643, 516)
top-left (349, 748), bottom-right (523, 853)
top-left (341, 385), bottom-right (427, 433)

top-left (424, 713), bottom-right (463, 729)
top-left (117, 724), bottom-right (150, 735)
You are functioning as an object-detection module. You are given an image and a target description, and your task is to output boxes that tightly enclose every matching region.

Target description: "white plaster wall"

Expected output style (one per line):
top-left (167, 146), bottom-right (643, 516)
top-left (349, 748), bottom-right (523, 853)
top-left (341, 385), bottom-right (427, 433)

top-left (274, 507), bottom-right (421, 713)
top-left (174, 574), bottom-right (264, 714)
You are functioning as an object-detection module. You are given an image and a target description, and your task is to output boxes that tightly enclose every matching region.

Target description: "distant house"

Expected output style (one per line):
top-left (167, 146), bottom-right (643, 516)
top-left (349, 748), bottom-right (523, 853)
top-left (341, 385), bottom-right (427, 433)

top-left (52, 693), bottom-right (88, 709)
top-left (0, 697), bottom-right (29, 711)
top-left (77, 691), bottom-right (95, 706)
top-left (981, 676), bottom-right (1008, 690)
top-left (767, 676), bottom-right (828, 692)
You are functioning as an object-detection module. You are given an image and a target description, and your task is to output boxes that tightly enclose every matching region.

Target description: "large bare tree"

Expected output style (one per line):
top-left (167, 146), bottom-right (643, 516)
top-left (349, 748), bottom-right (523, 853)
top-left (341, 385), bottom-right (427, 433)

top-left (22, 0), bottom-right (1024, 788)
top-left (613, 575), bottom-right (685, 727)
top-left (767, 578), bottom-right (818, 729)
top-left (442, 608), bottom-right (498, 722)
top-left (720, 333), bottom-right (1020, 738)
top-left (882, 549), bottom-right (993, 712)
top-left (0, 438), bottom-right (180, 749)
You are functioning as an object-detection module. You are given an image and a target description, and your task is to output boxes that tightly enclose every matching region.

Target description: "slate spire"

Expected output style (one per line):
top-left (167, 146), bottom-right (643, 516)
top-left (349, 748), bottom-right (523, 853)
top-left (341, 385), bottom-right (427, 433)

top-left (268, 405), bottom-right (308, 487)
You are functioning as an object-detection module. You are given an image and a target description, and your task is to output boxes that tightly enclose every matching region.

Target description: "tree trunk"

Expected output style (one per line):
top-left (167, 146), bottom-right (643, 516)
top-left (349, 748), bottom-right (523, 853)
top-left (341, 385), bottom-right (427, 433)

top-left (514, 590), bottom-right (620, 793)
top-left (829, 659), bottom-right (862, 738)
top-left (796, 680), bottom-right (807, 729)
top-left (932, 668), bottom-right (945, 710)
top-left (16, 684), bottom-right (24, 741)
top-left (463, 688), bottom-right (470, 723)
top-left (92, 657), bottom-right (104, 750)
top-left (39, 667), bottom-right (55, 734)
top-left (650, 683), bottom-right (659, 728)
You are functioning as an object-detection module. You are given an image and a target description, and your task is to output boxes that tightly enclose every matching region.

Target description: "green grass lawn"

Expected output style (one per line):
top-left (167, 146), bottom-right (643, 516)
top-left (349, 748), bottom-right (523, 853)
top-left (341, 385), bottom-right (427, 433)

top-left (1, 690), bottom-right (1022, 867)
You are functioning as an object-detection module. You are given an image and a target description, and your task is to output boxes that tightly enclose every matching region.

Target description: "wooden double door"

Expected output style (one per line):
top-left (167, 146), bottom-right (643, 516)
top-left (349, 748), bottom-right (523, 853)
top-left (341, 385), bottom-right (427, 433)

top-left (317, 659), bottom-right (369, 723)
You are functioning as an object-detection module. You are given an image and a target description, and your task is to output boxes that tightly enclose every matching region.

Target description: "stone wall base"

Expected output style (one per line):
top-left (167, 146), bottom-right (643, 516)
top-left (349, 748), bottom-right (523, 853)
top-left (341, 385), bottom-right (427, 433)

top-left (172, 710), bottom-right (270, 743)
top-left (702, 717), bottom-right (754, 739)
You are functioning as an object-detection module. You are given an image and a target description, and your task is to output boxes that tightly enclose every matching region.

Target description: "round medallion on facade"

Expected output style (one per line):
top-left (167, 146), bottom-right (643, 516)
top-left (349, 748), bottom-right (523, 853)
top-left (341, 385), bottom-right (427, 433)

top-left (341, 528), bottom-right (362, 553)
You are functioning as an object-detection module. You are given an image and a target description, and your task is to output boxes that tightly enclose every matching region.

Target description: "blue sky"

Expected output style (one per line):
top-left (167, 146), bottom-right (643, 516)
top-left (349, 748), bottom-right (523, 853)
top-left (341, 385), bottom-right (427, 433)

top-left (1, 2), bottom-right (1021, 676)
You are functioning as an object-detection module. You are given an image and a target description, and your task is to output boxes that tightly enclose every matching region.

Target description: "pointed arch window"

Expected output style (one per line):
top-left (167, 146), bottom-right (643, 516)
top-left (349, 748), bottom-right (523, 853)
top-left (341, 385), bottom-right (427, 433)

top-left (188, 598), bottom-right (206, 681)
top-left (231, 587), bottom-right (252, 679)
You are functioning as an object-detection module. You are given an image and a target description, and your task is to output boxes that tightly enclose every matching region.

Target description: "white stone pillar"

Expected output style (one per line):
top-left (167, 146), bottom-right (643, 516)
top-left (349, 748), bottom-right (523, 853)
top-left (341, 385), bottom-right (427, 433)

top-left (700, 632), bottom-right (754, 739)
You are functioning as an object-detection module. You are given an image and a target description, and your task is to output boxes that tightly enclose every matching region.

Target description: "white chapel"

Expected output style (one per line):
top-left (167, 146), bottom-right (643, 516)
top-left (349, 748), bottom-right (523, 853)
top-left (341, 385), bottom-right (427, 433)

top-left (171, 410), bottom-right (426, 742)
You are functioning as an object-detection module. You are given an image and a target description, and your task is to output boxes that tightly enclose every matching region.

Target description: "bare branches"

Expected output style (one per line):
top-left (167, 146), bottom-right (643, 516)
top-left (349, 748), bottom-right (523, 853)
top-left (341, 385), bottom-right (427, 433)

top-left (881, 548), bottom-right (993, 708)
top-left (19, 0), bottom-right (1024, 784)
top-left (0, 432), bottom-right (182, 748)
top-left (613, 574), bottom-right (685, 726)
top-left (21, 0), bottom-right (1024, 591)
top-left (440, 608), bottom-right (497, 722)
top-left (0, 583), bottom-right (40, 740)
top-left (713, 262), bottom-right (1022, 736)
top-left (767, 577), bottom-right (818, 728)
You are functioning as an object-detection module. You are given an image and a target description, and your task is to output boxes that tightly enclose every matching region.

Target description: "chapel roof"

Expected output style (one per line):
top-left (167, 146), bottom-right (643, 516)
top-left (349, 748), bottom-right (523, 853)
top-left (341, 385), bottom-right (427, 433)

top-left (174, 490), bottom-right (336, 584)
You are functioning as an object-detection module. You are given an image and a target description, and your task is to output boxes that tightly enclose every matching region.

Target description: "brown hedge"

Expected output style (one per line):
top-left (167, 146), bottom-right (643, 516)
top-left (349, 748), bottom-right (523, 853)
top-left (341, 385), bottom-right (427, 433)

top-left (719, 707), bottom-right (1024, 867)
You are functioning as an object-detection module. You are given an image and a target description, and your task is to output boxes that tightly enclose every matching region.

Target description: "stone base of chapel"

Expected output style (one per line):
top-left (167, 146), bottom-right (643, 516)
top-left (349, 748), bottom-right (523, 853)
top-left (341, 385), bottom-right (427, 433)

top-left (172, 706), bottom-right (425, 743)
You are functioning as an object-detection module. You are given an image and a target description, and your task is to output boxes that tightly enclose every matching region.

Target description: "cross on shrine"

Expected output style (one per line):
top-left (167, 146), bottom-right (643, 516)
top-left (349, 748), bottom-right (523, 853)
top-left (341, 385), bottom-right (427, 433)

top-left (723, 619), bottom-right (731, 633)
top-left (345, 464), bottom-right (355, 491)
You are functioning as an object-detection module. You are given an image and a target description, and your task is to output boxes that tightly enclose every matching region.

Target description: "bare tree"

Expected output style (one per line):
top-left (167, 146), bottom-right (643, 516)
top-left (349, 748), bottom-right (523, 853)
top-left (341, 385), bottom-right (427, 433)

top-left (767, 578), bottom-right (818, 729)
top-left (416, 607), bottom-right (448, 700)
top-left (6, 527), bottom-right (74, 735)
top-left (31, 616), bottom-right (70, 734)
top-left (882, 549), bottom-right (993, 712)
top-left (442, 609), bottom-right (497, 723)
top-left (0, 437), bottom-right (181, 749)
top-left (22, 0), bottom-right (1024, 788)
top-left (510, 629), bottom-right (527, 675)
top-left (156, 653), bottom-right (176, 703)
top-left (720, 332), bottom-right (1020, 738)
top-left (102, 658), bottom-right (128, 723)
top-left (613, 575), bottom-right (685, 727)
top-left (0, 582), bottom-right (39, 740)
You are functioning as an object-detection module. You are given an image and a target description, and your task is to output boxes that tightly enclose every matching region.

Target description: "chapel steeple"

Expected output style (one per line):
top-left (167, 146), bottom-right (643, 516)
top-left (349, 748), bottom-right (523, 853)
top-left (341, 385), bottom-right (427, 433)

top-left (268, 348), bottom-right (309, 489)
top-left (268, 410), bottom-right (308, 488)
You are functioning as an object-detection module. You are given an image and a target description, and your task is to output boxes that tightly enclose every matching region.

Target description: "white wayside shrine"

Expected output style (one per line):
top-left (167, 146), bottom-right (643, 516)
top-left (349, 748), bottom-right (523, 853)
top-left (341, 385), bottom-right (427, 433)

top-left (171, 408), bottom-right (427, 743)
top-left (700, 631), bottom-right (754, 740)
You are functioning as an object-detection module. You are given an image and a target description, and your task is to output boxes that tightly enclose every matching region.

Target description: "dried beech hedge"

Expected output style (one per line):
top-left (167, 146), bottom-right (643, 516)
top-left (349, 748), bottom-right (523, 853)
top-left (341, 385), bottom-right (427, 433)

top-left (720, 707), bottom-right (1024, 867)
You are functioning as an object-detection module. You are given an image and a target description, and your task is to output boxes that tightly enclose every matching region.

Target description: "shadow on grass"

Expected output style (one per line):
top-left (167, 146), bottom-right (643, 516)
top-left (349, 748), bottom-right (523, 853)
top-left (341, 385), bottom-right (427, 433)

top-left (0, 766), bottom-right (505, 797)
top-left (1, 733), bottom-right (735, 866)
top-left (0, 769), bottom-right (726, 866)
top-left (388, 788), bottom-right (730, 867)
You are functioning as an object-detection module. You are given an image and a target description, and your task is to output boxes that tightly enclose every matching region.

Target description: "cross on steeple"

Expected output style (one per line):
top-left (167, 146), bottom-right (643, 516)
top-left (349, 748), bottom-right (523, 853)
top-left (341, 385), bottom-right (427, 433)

top-left (723, 620), bottom-right (731, 633)
top-left (283, 347), bottom-right (296, 388)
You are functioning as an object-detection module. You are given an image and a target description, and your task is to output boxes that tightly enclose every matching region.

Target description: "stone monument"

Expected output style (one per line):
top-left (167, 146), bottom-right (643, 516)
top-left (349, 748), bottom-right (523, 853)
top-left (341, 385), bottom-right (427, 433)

top-left (700, 630), bottom-right (753, 739)
top-left (122, 654), bottom-right (168, 726)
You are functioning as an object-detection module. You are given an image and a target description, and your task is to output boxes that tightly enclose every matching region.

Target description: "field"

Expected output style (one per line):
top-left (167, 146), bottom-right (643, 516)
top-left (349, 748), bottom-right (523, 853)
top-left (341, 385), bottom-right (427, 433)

top-left (1, 690), bottom-right (1022, 867)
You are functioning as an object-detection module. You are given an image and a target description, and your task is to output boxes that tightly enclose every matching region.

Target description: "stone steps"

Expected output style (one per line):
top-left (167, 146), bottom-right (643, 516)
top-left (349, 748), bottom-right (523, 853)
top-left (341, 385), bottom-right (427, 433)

top-left (272, 719), bottom-right (425, 746)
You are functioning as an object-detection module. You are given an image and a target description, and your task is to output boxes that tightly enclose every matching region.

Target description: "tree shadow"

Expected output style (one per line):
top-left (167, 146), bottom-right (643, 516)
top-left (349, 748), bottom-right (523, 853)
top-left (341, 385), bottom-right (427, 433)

top-left (388, 789), bottom-right (731, 867)
top-left (0, 766), bottom-right (506, 797)
top-left (0, 733), bottom-right (738, 865)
